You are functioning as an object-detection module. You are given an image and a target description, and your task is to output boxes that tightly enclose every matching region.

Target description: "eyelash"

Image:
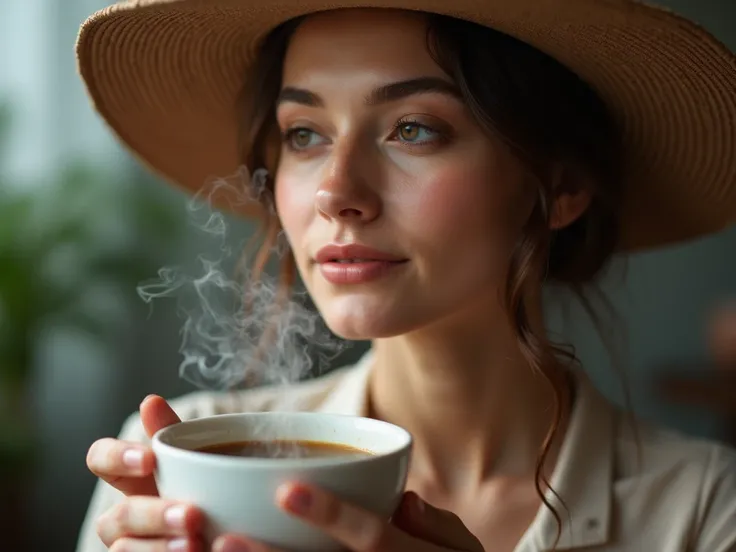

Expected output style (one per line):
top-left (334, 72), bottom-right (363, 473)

top-left (281, 127), bottom-right (319, 151)
top-left (281, 118), bottom-right (448, 152)
top-left (390, 118), bottom-right (447, 146)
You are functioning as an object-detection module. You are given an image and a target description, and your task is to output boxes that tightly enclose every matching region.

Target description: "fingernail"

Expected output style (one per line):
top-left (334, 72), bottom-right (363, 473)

top-left (168, 538), bottom-right (189, 552)
top-left (141, 394), bottom-right (158, 405)
top-left (122, 448), bottom-right (144, 469)
top-left (165, 505), bottom-right (187, 529)
top-left (285, 485), bottom-right (312, 515)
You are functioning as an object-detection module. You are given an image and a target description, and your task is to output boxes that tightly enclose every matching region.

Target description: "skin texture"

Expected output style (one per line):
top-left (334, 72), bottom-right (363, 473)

top-left (84, 8), bottom-right (736, 552)
top-left (274, 15), bottom-right (588, 551)
top-left (275, 8), bottom-right (535, 341)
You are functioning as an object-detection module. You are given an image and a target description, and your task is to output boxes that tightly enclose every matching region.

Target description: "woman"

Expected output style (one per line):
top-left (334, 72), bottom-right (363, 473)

top-left (75, 1), bottom-right (736, 551)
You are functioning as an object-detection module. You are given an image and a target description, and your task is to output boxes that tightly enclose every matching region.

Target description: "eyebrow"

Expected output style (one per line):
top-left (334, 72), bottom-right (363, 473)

top-left (276, 77), bottom-right (462, 108)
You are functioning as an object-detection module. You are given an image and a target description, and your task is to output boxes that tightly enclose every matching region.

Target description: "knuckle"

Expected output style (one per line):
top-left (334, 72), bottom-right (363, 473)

top-left (95, 502), bottom-right (128, 547)
top-left (132, 496), bottom-right (180, 536)
top-left (112, 501), bottom-right (131, 531)
top-left (95, 514), bottom-right (110, 544)
top-left (136, 498), bottom-right (168, 533)
top-left (97, 497), bottom-right (177, 546)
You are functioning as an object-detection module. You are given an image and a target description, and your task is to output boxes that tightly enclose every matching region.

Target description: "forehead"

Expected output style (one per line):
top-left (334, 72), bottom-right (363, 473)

top-left (282, 9), bottom-right (446, 84)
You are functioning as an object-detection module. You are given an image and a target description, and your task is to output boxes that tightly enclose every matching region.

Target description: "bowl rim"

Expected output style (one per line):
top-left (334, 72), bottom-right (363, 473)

top-left (151, 411), bottom-right (413, 469)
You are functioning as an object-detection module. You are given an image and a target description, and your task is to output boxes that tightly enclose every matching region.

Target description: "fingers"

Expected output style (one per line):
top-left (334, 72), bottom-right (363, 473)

top-left (393, 492), bottom-right (484, 552)
top-left (275, 482), bottom-right (423, 552)
top-left (87, 396), bottom-right (180, 497)
top-left (87, 439), bottom-right (155, 478)
top-left (140, 395), bottom-right (182, 439)
top-left (109, 537), bottom-right (202, 552)
top-left (87, 439), bottom-right (158, 496)
top-left (97, 497), bottom-right (204, 548)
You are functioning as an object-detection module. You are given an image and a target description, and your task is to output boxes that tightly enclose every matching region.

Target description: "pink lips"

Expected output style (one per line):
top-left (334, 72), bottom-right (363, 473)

top-left (314, 244), bottom-right (408, 285)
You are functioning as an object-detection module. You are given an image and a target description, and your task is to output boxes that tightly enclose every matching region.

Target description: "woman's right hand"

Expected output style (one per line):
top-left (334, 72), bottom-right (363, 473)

top-left (86, 395), bottom-right (205, 551)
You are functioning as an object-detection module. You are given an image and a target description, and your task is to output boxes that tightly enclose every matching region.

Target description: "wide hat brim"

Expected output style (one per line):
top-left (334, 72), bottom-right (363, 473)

top-left (76, 0), bottom-right (736, 252)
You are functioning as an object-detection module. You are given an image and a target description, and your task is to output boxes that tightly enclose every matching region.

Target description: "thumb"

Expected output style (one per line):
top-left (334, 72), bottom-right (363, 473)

top-left (140, 395), bottom-right (181, 439)
top-left (393, 491), bottom-right (483, 552)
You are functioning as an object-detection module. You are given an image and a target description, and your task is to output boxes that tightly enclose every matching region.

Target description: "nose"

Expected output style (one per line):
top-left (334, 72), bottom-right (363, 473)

top-left (315, 146), bottom-right (381, 224)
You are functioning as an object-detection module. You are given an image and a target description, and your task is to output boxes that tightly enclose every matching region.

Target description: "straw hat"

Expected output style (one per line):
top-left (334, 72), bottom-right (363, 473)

top-left (76, 0), bottom-right (736, 251)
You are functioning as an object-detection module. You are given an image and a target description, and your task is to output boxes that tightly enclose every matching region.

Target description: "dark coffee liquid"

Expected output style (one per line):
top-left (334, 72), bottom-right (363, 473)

top-left (196, 439), bottom-right (372, 459)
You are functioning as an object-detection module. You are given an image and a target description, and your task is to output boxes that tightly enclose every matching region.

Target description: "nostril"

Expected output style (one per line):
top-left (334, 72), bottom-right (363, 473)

top-left (338, 208), bottom-right (363, 218)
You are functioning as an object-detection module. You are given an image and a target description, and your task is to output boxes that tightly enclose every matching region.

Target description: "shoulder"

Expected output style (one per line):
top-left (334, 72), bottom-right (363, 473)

top-left (614, 417), bottom-right (736, 550)
top-left (616, 416), bottom-right (736, 480)
top-left (116, 363), bottom-right (362, 444)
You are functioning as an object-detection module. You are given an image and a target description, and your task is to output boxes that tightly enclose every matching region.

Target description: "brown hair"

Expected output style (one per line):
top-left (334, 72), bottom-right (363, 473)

top-left (239, 11), bottom-right (624, 547)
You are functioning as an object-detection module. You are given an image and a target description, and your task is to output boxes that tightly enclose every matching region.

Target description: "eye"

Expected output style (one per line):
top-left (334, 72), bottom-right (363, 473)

top-left (392, 121), bottom-right (441, 145)
top-left (283, 127), bottom-right (327, 151)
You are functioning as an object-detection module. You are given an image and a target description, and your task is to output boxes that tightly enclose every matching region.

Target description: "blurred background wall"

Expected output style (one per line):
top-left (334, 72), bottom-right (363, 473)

top-left (0, 0), bottom-right (734, 550)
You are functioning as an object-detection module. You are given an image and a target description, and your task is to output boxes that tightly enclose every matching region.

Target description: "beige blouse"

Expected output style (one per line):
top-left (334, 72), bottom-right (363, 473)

top-left (76, 352), bottom-right (736, 552)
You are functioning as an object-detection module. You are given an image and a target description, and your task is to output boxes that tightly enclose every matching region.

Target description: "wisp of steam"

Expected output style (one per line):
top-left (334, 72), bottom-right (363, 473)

top-left (136, 166), bottom-right (346, 395)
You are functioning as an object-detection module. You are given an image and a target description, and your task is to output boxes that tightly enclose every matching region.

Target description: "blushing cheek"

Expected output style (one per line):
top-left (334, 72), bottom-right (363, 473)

top-left (275, 173), bottom-right (315, 266)
top-left (401, 167), bottom-right (517, 287)
top-left (401, 168), bottom-right (494, 244)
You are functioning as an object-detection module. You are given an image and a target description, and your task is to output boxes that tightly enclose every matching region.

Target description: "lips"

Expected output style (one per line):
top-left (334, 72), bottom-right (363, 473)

top-left (314, 244), bottom-right (408, 285)
top-left (315, 244), bottom-right (407, 264)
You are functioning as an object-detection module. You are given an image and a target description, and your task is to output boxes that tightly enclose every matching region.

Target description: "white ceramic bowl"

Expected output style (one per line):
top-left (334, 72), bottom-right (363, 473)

top-left (151, 412), bottom-right (412, 551)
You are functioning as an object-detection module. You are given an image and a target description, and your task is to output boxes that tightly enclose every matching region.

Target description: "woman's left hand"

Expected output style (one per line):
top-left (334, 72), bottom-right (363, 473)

top-left (213, 483), bottom-right (484, 552)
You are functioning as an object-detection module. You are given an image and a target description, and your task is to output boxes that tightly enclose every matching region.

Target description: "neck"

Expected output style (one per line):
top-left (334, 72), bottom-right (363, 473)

top-left (368, 296), bottom-right (572, 495)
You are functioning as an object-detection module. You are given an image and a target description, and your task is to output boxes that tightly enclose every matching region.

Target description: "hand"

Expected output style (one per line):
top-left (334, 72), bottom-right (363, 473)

top-left (86, 395), bottom-right (205, 551)
top-left (213, 484), bottom-right (484, 552)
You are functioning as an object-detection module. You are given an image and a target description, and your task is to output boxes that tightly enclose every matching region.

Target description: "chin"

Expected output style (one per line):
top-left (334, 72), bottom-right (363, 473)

top-left (318, 297), bottom-right (426, 340)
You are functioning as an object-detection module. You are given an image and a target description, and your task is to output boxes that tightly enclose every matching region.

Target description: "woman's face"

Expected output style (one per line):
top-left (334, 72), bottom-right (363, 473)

top-left (274, 9), bottom-right (534, 339)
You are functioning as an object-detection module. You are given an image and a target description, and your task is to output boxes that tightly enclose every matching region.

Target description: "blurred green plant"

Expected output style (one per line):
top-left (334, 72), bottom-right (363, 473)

top-left (0, 100), bottom-right (186, 479)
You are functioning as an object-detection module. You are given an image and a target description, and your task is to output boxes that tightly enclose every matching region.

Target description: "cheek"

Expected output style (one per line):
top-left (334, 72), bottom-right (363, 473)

top-left (397, 164), bottom-right (521, 255)
top-left (274, 173), bottom-right (314, 255)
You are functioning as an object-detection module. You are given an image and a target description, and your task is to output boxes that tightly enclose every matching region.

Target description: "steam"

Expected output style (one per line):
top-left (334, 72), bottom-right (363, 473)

top-left (136, 166), bottom-right (346, 392)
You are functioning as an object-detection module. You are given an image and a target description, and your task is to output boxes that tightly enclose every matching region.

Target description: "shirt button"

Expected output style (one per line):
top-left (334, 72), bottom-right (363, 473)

top-left (583, 518), bottom-right (600, 541)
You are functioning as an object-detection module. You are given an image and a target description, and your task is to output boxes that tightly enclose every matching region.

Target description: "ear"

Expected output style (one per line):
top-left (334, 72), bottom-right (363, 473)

top-left (548, 166), bottom-right (592, 230)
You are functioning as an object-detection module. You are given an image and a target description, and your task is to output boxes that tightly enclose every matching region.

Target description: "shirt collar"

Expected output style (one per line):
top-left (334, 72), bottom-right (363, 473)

top-left (316, 351), bottom-right (615, 550)
top-left (315, 349), bottom-right (373, 416)
top-left (523, 370), bottom-right (614, 550)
